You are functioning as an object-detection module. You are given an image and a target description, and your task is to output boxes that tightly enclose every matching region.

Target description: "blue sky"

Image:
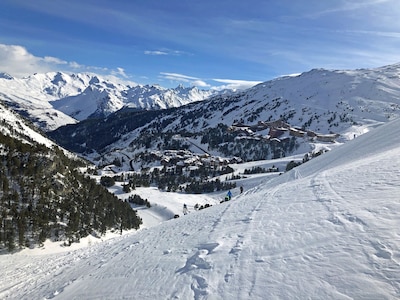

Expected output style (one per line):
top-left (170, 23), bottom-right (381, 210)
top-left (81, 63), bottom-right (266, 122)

top-left (1, 0), bottom-right (400, 89)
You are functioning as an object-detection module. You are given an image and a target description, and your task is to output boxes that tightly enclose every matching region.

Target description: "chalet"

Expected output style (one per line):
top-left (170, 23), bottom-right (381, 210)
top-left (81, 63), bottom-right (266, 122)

top-left (306, 130), bottom-right (317, 138)
top-left (270, 137), bottom-right (281, 143)
top-left (269, 127), bottom-right (286, 138)
top-left (229, 157), bottom-right (243, 164)
top-left (229, 126), bottom-right (253, 135)
top-left (266, 120), bottom-right (290, 129)
top-left (249, 121), bottom-right (269, 131)
top-left (160, 157), bottom-right (170, 166)
top-left (289, 127), bottom-right (306, 137)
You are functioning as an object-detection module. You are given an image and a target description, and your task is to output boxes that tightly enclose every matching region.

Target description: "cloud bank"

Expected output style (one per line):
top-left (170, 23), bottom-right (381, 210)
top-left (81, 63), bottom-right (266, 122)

top-left (0, 44), bottom-right (70, 77)
top-left (211, 78), bottom-right (263, 90)
top-left (159, 72), bottom-right (261, 90)
top-left (0, 44), bottom-right (126, 80)
top-left (0, 43), bottom-right (261, 90)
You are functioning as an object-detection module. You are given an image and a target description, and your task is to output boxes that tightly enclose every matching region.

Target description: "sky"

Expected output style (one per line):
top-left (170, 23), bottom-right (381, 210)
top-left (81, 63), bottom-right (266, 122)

top-left (1, 0), bottom-right (400, 89)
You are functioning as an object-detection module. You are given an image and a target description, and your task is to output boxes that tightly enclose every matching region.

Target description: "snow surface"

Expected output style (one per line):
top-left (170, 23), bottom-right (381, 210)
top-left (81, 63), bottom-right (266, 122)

top-left (0, 72), bottom-right (219, 130)
top-left (90, 63), bottom-right (400, 171)
top-left (1, 115), bottom-right (400, 299)
top-left (0, 103), bottom-right (55, 148)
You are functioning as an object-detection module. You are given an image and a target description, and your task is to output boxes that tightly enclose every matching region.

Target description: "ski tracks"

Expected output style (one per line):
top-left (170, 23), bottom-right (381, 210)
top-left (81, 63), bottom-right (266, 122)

top-left (310, 170), bottom-right (400, 296)
top-left (174, 185), bottom-right (278, 299)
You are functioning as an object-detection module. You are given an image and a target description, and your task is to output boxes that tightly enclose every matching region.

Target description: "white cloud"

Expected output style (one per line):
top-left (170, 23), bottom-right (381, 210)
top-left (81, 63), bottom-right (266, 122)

top-left (305, 0), bottom-right (392, 18)
top-left (159, 72), bottom-right (262, 90)
top-left (144, 50), bottom-right (168, 56)
top-left (0, 43), bottom-right (259, 90)
top-left (192, 80), bottom-right (210, 88)
top-left (0, 44), bottom-right (135, 84)
top-left (145, 49), bottom-right (188, 56)
top-left (211, 78), bottom-right (262, 90)
top-left (0, 44), bottom-right (58, 77)
top-left (160, 72), bottom-right (199, 82)
top-left (42, 56), bottom-right (67, 65)
top-left (111, 67), bottom-right (129, 78)
top-left (69, 61), bottom-right (84, 69)
top-left (159, 72), bottom-right (209, 87)
top-left (0, 44), bottom-right (88, 77)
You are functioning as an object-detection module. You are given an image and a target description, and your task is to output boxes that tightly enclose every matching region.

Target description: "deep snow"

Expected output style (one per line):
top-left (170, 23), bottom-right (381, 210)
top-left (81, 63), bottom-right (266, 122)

top-left (1, 117), bottom-right (400, 299)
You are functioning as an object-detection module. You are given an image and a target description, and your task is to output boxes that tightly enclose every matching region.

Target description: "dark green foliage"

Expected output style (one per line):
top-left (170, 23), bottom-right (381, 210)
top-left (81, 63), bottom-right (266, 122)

top-left (118, 164), bottom-right (236, 195)
top-left (244, 165), bottom-right (279, 174)
top-left (0, 131), bottom-right (141, 252)
top-left (100, 176), bottom-right (115, 187)
top-left (184, 179), bottom-right (236, 194)
top-left (128, 194), bottom-right (151, 208)
top-left (48, 108), bottom-right (166, 153)
top-left (244, 166), bottom-right (267, 174)
top-left (286, 160), bottom-right (302, 171)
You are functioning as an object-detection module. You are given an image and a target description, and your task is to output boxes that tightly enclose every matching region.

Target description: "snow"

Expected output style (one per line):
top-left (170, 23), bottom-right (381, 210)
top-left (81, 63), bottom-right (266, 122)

top-left (92, 63), bottom-right (400, 171)
top-left (1, 115), bottom-right (400, 299)
top-left (0, 103), bottom-right (55, 148)
top-left (0, 72), bottom-right (220, 130)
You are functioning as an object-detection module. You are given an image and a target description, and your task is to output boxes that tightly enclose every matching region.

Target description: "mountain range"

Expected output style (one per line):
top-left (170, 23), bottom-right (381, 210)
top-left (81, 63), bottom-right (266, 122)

top-left (42, 63), bottom-right (400, 171)
top-left (0, 71), bottom-right (223, 131)
top-left (1, 63), bottom-right (400, 171)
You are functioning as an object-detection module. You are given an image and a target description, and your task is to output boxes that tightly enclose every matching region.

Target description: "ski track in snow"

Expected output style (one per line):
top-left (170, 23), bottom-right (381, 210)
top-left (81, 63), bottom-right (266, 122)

top-left (309, 152), bottom-right (400, 297)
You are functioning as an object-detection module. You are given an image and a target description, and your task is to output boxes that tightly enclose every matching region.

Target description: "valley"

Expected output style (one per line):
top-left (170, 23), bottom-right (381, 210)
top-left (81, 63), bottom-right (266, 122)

top-left (1, 63), bottom-right (400, 299)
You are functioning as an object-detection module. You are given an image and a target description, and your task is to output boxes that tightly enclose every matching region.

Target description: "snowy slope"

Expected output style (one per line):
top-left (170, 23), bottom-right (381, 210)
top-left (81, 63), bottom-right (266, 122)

top-left (1, 115), bottom-right (399, 299)
top-left (0, 72), bottom-right (220, 130)
top-left (0, 101), bottom-right (56, 148)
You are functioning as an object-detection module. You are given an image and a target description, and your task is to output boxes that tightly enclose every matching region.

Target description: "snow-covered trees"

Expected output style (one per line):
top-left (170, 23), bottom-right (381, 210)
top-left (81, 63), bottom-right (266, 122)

top-left (0, 132), bottom-right (142, 252)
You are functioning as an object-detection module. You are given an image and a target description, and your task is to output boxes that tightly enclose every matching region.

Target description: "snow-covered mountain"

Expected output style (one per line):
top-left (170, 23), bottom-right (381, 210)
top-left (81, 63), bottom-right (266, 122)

top-left (0, 72), bottom-right (221, 130)
top-left (49, 63), bottom-right (400, 169)
top-left (0, 101), bottom-right (56, 148)
top-left (1, 103), bottom-right (400, 299)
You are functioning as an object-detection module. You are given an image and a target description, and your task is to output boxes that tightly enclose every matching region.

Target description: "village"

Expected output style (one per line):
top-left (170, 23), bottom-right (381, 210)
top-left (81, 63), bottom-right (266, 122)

top-left (126, 119), bottom-right (339, 176)
top-left (229, 119), bottom-right (340, 143)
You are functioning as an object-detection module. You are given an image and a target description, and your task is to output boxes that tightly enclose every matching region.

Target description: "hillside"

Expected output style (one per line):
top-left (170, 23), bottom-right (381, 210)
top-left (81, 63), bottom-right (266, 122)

top-left (0, 102), bottom-right (142, 251)
top-left (1, 103), bottom-right (399, 299)
top-left (0, 72), bottom-right (221, 130)
top-left (49, 64), bottom-right (400, 170)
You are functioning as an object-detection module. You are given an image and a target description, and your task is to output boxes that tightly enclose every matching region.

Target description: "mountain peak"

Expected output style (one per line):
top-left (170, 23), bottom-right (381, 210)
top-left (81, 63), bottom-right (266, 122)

top-left (0, 72), bottom-right (14, 80)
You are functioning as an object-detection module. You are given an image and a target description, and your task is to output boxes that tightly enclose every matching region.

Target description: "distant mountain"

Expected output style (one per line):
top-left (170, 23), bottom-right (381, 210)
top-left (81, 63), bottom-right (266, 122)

top-left (0, 72), bottom-right (225, 130)
top-left (0, 72), bottom-right (13, 80)
top-left (49, 64), bottom-right (400, 169)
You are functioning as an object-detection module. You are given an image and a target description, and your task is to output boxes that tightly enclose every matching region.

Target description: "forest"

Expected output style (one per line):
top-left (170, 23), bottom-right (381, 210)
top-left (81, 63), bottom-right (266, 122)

top-left (0, 131), bottom-right (142, 252)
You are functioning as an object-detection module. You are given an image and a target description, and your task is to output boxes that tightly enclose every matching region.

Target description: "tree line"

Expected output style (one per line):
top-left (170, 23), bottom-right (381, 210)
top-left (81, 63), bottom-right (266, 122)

top-left (102, 164), bottom-right (237, 194)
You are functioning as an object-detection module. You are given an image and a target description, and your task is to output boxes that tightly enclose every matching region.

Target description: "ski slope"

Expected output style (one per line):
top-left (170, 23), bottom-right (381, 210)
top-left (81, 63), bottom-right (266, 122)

top-left (1, 118), bottom-right (400, 299)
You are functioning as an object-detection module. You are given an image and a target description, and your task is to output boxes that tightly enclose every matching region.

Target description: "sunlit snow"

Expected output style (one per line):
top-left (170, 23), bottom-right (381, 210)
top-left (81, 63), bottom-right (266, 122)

top-left (1, 116), bottom-right (399, 299)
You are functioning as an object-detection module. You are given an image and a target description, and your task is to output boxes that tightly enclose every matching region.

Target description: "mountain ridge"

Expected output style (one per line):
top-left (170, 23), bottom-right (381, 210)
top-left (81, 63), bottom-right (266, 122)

top-left (0, 71), bottom-right (226, 130)
top-left (48, 63), bottom-right (400, 170)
